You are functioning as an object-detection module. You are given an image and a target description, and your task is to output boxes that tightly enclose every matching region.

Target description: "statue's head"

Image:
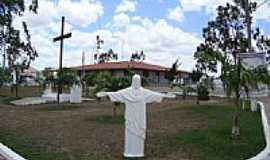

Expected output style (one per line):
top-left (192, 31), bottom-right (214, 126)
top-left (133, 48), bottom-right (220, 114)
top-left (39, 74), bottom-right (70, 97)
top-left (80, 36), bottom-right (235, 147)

top-left (131, 74), bottom-right (141, 89)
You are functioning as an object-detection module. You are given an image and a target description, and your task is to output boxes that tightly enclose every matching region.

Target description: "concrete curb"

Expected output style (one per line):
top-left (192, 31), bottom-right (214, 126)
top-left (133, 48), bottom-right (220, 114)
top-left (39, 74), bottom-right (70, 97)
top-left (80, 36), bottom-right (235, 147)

top-left (248, 101), bottom-right (270, 160)
top-left (0, 143), bottom-right (26, 160)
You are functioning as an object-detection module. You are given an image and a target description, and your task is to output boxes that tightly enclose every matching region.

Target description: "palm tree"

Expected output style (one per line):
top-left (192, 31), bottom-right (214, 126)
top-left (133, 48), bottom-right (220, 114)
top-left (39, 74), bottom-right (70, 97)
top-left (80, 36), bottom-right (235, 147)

top-left (57, 68), bottom-right (79, 91)
top-left (92, 71), bottom-right (132, 116)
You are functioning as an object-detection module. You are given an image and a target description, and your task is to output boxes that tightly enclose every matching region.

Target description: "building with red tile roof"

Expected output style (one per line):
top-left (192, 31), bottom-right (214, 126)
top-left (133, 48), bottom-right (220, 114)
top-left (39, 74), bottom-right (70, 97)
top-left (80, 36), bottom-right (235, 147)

top-left (72, 61), bottom-right (191, 87)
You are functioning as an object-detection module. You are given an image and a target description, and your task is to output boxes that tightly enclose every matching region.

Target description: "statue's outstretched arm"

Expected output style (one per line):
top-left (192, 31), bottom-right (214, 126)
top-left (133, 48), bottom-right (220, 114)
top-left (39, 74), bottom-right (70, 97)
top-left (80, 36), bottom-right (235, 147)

top-left (163, 92), bottom-right (176, 98)
top-left (96, 92), bottom-right (108, 98)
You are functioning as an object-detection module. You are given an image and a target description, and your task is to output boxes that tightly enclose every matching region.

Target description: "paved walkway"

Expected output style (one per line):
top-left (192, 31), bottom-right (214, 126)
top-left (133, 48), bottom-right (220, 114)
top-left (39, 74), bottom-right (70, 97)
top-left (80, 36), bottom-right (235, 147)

top-left (253, 97), bottom-right (270, 160)
top-left (259, 97), bottom-right (270, 126)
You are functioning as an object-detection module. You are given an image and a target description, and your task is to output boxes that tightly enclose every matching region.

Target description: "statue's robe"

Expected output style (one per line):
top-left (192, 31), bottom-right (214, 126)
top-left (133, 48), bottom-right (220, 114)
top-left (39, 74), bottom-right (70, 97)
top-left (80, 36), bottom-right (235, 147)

top-left (106, 87), bottom-right (166, 157)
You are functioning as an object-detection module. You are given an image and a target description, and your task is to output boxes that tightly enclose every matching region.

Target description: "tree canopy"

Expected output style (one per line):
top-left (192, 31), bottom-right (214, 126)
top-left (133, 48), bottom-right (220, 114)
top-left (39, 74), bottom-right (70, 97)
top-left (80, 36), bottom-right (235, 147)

top-left (194, 0), bottom-right (270, 137)
top-left (130, 50), bottom-right (146, 62)
top-left (0, 0), bottom-right (38, 71)
top-left (194, 0), bottom-right (270, 98)
top-left (94, 49), bottom-right (118, 64)
top-left (165, 59), bottom-right (181, 82)
top-left (57, 68), bottom-right (79, 88)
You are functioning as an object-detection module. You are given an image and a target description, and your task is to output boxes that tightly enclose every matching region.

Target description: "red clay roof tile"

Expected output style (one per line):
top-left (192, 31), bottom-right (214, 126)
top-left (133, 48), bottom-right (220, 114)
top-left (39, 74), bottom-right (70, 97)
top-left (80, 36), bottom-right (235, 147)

top-left (72, 61), bottom-right (190, 73)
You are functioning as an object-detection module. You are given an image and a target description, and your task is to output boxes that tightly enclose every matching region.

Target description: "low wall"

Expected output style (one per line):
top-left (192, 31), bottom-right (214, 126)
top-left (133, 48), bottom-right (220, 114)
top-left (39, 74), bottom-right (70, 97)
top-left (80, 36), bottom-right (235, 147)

top-left (248, 101), bottom-right (270, 160)
top-left (0, 143), bottom-right (26, 160)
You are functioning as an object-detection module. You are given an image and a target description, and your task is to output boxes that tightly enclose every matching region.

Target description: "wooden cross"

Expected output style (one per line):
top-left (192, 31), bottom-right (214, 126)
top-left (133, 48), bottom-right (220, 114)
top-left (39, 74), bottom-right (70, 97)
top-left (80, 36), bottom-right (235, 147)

top-left (53, 16), bottom-right (72, 104)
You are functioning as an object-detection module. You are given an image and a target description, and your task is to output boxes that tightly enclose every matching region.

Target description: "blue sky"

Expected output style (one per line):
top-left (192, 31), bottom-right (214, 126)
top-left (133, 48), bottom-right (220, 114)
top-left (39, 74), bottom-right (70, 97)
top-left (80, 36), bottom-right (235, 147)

top-left (8, 0), bottom-right (270, 71)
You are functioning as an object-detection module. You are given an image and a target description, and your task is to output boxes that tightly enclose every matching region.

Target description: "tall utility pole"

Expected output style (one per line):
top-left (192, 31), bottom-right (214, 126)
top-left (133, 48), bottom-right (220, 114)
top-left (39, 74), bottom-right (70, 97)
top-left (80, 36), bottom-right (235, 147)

top-left (245, 0), bottom-right (252, 51)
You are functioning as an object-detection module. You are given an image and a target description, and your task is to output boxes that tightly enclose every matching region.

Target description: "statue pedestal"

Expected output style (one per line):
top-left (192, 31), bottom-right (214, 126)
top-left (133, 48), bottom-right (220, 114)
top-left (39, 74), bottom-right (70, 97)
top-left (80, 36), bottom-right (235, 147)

top-left (70, 84), bottom-right (82, 103)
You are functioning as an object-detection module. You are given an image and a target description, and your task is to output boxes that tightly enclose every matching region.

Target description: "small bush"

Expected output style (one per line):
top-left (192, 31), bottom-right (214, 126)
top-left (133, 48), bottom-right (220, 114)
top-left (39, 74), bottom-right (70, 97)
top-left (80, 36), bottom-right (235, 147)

top-left (198, 84), bottom-right (210, 101)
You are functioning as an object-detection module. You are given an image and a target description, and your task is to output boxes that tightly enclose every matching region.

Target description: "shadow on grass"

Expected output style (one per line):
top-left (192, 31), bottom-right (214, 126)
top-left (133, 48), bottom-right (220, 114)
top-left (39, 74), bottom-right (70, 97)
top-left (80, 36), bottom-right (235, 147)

top-left (85, 115), bottom-right (125, 125)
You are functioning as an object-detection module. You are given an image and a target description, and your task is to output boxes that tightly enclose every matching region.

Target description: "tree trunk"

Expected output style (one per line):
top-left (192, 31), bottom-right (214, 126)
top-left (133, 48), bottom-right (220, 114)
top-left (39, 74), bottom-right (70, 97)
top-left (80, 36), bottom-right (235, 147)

top-left (15, 83), bottom-right (18, 97)
top-left (15, 70), bottom-right (18, 97)
top-left (232, 98), bottom-right (241, 138)
top-left (10, 85), bottom-right (13, 95)
top-left (113, 104), bottom-right (117, 117)
top-left (232, 113), bottom-right (240, 138)
top-left (196, 83), bottom-right (200, 105)
top-left (182, 89), bottom-right (186, 100)
top-left (232, 54), bottom-right (241, 138)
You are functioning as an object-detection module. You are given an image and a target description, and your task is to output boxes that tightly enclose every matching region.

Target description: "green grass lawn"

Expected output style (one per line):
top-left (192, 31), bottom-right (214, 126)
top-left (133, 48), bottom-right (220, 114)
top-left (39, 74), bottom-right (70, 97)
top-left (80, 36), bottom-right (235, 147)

top-left (170, 105), bottom-right (265, 160)
top-left (0, 98), bottom-right (265, 160)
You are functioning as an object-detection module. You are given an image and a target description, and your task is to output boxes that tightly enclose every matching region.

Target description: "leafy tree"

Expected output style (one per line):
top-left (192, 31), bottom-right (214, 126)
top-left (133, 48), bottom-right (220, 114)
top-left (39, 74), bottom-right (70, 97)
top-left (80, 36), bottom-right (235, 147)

top-left (194, 0), bottom-right (270, 137)
top-left (165, 59), bottom-right (181, 87)
top-left (130, 50), bottom-right (146, 62)
top-left (42, 67), bottom-right (55, 87)
top-left (0, 67), bottom-right (11, 87)
top-left (197, 78), bottom-right (211, 101)
top-left (180, 86), bottom-right (196, 100)
top-left (191, 69), bottom-right (203, 84)
top-left (0, 0), bottom-right (38, 97)
top-left (84, 73), bottom-right (97, 87)
top-left (35, 71), bottom-right (44, 92)
top-left (92, 71), bottom-right (132, 116)
top-left (94, 49), bottom-right (118, 64)
top-left (57, 68), bottom-right (79, 90)
top-left (190, 67), bottom-right (204, 104)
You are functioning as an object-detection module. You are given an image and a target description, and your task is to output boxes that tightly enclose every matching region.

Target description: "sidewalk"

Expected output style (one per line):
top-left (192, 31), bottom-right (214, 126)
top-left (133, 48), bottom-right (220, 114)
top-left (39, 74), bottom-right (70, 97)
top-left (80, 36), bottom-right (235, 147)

top-left (259, 97), bottom-right (270, 127)
top-left (251, 97), bottom-right (270, 160)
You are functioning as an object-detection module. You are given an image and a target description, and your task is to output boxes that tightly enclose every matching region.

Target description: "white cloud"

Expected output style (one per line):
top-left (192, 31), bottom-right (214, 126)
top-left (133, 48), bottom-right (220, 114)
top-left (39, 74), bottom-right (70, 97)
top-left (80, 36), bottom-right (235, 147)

top-left (255, 0), bottom-right (270, 21)
top-left (180, 0), bottom-right (228, 15)
top-left (111, 18), bottom-right (201, 70)
top-left (179, 0), bottom-right (270, 23)
top-left (57, 0), bottom-right (104, 27)
top-left (167, 6), bottom-right (184, 22)
top-left (25, 0), bottom-right (58, 28)
top-left (179, 0), bottom-right (270, 22)
top-left (112, 13), bottom-right (131, 28)
top-left (115, 0), bottom-right (137, 13)
top-left (35, 17), bottom-right (200, 71)
top-left (11, 0), bottom-right (201, 71)
top-left (18, 0), bottom-right (104, 29)
top-left (11, 0), bottom-right (105, 69)
top-left (62, 17), bottom-right (201, 71)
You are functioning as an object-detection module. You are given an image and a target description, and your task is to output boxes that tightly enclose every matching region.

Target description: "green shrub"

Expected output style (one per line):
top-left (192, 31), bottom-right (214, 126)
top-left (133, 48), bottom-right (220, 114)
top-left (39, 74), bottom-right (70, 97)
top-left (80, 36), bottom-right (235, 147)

top-left (198, 84), bottom-right (210, 101)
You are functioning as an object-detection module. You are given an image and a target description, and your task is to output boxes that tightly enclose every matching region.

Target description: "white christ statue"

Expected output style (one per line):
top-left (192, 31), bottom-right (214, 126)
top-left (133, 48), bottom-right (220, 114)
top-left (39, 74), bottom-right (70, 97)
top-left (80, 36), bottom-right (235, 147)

top-left (97, 74), bottom-right (175, 158)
